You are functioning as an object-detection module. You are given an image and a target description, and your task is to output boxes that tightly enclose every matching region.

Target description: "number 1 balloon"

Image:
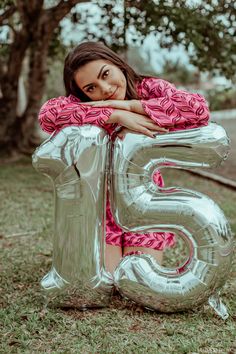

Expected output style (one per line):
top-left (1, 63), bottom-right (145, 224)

top-left (32, 122), bottom-right (233, 317)
top-left (32, 126), bottom-right (114, 308)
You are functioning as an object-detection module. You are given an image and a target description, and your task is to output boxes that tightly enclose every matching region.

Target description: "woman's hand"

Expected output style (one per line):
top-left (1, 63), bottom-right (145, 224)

top-left (107, 110), bottom-right (169, 138)
top-left (116, 127), bottom-right (166, 140)
top-left (82, 101), bottom-right (170, 138)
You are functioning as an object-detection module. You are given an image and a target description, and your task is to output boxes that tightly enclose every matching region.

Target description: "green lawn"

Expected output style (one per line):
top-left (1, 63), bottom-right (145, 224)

top-left (1, 158), bottom-right (236, 354)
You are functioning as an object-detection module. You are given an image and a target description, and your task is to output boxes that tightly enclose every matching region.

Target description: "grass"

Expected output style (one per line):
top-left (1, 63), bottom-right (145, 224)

top-left (1, 157), bottom-right (236, 354)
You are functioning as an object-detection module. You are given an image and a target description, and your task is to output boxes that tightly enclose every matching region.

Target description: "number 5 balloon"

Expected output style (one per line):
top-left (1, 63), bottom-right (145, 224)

top-left (111, 122), bottom-right (233, 319)
top-left (32, 122), bottom-right (233, 317)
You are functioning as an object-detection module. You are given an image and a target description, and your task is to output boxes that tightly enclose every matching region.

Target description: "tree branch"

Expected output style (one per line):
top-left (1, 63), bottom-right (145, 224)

top-left (16, 0), bottom-right (30, 28)
top-left (45, 0), bottom-right (91, 29)
top-left (1, 22), bottom-right (17, 36)
top-left (0, 56), bottom-right (6, 81)
top-left (0, 4), bottom-right (17, 26)
top-left (16, 0), bottom-right (44, 29)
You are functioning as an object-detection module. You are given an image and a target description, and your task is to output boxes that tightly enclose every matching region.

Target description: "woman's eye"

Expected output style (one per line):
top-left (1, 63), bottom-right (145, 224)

top-left (103, 70), bottom-right (109, 78)
top-left (87, 86), bottom-right (95, 93)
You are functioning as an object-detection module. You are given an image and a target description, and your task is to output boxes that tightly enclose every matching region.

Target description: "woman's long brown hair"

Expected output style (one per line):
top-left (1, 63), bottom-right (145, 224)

top-left (63, 41), bottom-right (145, 101)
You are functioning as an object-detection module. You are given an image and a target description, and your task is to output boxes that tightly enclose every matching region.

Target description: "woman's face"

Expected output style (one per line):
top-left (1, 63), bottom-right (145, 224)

top-left (74, 59), bottom-right (127, 101)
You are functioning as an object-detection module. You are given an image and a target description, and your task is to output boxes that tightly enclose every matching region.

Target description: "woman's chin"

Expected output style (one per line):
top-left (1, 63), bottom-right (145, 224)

top-left (116, 91), bottom-right (126, 100)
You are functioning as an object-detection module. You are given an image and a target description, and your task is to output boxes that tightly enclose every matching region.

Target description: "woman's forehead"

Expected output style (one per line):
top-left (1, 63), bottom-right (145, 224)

top-left (74, 60), bottom-right (112, 85)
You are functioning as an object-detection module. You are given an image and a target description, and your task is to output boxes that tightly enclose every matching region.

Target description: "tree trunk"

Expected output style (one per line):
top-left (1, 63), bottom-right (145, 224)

top-left (19, 20), bottom-right (52, 153)
top-left (0, 29), bottom-right (30, 154)
top-left (0, 0), bottom-right (90, 157)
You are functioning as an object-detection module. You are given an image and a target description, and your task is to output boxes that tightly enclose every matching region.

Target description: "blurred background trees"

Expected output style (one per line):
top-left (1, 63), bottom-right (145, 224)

top-left (0, 0), bottom-right (236, 156)
top-left (0, 0), bottom-right (88, 154)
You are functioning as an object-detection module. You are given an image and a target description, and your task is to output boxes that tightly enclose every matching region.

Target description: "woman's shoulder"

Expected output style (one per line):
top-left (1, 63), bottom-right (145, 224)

top-left (137, 76), bottom-right (174, 98)
top-left (139, 76), bottom-right (175, 88)
top-left (40, 94), bottom-right (81, 109)
top-left (50, 94), bottom-right (81, 104)
top-left (68, 94), bottom-right (81, 103)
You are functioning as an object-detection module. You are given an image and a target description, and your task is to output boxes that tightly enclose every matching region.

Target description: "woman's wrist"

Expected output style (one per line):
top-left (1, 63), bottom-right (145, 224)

top-left (105, 102), bottom-right (146, 125)
top-left (105, 109), bottom-right (123, 124)
top-left (130, 100), bottom-right (146, 115)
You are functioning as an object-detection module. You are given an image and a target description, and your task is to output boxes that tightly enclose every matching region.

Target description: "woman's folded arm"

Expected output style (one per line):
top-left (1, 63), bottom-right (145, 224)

top-left (38, 95), bottom-right (114, 134)
top-left (135, 78), bottom-right (210, 130)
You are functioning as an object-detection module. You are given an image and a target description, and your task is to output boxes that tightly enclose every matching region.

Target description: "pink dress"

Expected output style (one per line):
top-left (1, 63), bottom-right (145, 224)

top-left (38, 77), bottom-right (210, 250)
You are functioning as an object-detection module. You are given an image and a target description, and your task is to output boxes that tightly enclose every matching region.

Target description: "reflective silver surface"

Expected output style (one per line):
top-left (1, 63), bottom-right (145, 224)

top-left (32, 126), bottom-right (113, 308)
top-left (112, 123), bottom-right (233, 316)
top-left (33, 122), bottom-right (233, 317)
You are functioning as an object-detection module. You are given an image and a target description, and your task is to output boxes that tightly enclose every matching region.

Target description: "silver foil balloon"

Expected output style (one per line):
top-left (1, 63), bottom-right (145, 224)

top-left (112, 122), bottom-right (233, 318)
top-left (32, 126), bottom-right (113, 308)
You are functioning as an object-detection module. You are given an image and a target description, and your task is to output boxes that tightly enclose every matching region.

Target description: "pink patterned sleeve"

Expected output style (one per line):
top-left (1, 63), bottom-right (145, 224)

top-left (38, 95), bottom-right (114, 134)
top-left (140, 78), bottom-right (210, 130)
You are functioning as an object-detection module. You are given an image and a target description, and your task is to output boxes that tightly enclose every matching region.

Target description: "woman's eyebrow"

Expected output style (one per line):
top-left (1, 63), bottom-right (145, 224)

top-left (83, 65), bottom-right (107, 89)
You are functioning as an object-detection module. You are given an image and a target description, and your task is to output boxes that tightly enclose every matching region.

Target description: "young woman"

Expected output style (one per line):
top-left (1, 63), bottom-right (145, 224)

top-left (39, 41), bottom-right (210, 274)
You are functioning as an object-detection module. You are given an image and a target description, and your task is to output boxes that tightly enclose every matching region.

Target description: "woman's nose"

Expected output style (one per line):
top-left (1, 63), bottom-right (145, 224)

top-left (101, 82), bottom-right (113, 97)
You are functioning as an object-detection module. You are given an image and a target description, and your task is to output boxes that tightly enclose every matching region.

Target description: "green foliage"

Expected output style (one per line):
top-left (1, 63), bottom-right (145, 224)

top-left (125, 0), bottom-right (236, 79)
top-left (67, 0), bottom-right (127, 52)
top-left (207, 87), bottom-right (236, 111)
top-left (0, 0), bottom-right (15, 9)
top-left (48, 25), bottom-right (67, 60)
top-left (45, 58), bottom-right (65, 99)
top-left (161, 60), bottom-right (199, 85)
top-left (71, 0), bottom-right (236, 80)
top-left (0, 41), bottom-right (9, 59)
